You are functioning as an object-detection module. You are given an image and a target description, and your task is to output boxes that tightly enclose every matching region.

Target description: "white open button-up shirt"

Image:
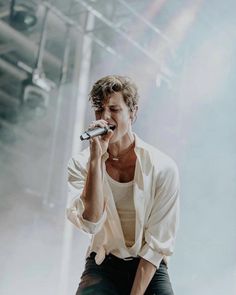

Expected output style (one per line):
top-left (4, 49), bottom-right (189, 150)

top-left (66, 134), bottom-right (180, 269)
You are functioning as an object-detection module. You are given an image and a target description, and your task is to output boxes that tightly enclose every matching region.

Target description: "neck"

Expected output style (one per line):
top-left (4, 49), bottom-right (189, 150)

top-left (108, 132), bottom-right (135, 160)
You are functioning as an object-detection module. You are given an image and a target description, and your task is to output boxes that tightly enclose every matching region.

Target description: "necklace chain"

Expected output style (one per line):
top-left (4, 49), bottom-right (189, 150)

top-left (108, 142), bottom-right (134, 161)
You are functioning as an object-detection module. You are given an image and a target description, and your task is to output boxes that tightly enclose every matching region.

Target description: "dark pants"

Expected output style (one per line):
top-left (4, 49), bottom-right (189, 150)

top-left (76, 252), bottom-right (174, 295)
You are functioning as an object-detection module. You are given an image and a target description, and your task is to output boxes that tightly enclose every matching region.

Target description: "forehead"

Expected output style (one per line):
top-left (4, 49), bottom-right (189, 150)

top-left (103, 92), bottom-right (125, 106)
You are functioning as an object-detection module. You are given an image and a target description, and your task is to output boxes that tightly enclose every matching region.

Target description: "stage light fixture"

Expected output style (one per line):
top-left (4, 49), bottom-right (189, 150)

top-left (10, 1), bottom-right (37, 31)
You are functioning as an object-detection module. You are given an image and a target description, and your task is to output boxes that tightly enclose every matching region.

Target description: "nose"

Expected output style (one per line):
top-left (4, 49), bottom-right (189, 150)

top-left (101, 109), bottom-right (111, 121)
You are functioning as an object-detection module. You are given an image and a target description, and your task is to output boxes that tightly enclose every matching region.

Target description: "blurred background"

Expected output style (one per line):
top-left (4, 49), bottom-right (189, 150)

top-left (0, 0), bottom-right (236, 294)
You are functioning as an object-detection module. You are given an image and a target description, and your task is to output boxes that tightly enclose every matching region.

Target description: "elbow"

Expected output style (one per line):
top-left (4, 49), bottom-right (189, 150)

top-left (82, 211), bottom-right (104, 223)
top-left (66, 206), bottom-right (107, 235)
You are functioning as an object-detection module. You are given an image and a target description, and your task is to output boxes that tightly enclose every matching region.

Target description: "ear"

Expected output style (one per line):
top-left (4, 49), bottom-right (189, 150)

top-left (130, 105), bottom-right (138, 122)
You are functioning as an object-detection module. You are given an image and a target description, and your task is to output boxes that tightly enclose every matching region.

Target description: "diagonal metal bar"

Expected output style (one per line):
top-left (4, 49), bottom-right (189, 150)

top-left (74, 0), bottom-right (169, 69)
top-left (116, 0), bottom-right (172, 45)
top-left (41, 1), bottom-right (121, 59)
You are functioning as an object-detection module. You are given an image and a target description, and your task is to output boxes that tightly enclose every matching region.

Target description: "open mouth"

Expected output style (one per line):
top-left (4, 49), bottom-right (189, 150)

top-left (109, 125), bottom-right (116, 131)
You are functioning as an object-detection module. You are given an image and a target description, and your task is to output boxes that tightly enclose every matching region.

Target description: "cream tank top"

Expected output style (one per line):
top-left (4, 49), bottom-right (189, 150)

top-left (106, 171), bottom-right (136, 248)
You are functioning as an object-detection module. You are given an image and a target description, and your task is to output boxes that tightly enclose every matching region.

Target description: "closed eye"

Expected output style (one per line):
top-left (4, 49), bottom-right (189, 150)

top-left (110, 109), bottom-right (120, 112)
top-left (95, 108), bottom-right (120, 113)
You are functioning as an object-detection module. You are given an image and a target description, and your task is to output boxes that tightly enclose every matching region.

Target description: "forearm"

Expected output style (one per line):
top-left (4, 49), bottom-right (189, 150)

top-left (82, 157), bottom-right (105, 222)
top-left (130, 257), bottom-right (156, 295)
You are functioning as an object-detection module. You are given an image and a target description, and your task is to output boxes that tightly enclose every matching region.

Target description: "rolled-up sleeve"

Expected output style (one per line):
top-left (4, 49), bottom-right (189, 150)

top-left (66, 157), bottom-right (107, 234)
top-left (139, 160), bottom-right (180, 269)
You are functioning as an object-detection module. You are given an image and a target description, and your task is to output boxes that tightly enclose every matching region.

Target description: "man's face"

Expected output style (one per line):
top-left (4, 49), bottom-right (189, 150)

top-left (94, 92), bottom-right (133, 143)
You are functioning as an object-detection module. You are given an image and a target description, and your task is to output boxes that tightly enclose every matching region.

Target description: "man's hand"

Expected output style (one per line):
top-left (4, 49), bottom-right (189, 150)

top-left (130, 257), bottom-right (156, 295)
top-left (88, 120), bottom-right (113, 160)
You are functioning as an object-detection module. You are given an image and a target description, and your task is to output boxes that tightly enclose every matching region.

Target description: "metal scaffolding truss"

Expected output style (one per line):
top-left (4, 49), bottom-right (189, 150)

top-left (0, 0), bottom-right (176, 122)
top-left (0, 0), bottom-right (174, 91)
top-left (38, 0), bottom-right (174, 73)
top-left (41, 0), bottom-right (174, 77)
top-left (73, 0), bottom-right (173, 73)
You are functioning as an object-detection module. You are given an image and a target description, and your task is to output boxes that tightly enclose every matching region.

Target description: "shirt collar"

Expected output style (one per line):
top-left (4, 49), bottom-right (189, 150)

top-left (133, 133), bottom-right (153, 186)
top-left (102, 133), bottom-right (152, 186)
top-left (133, 132), bottom-right (150, 151)
top-left (102, 133), bottom-right (150, 160)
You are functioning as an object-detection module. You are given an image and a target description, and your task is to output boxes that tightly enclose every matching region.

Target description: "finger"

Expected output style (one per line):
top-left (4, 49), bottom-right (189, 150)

top-left (95, 119), bottom-right (108, 126)
top-left (102, 129), bottom-right (114, 142)
top-left (88, 120), bottom-right (108, 130)
top-left (89, 136), bottom-right (99, 143)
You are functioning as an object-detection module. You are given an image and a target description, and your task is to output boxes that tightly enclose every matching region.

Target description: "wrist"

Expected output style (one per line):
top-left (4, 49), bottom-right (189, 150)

top-left (89, 155), bottom-right (103, 164)
top-left (130, 289), bottom-right (143, 295)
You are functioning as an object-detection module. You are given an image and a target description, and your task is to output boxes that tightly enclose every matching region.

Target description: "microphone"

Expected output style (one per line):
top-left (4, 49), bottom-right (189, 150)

top-left (80, 125), bottom-right (116, 141)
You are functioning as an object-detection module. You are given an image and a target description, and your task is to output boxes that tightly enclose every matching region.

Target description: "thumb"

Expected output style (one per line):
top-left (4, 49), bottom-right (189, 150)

top-left (102, 129), bottom-right (114, 142)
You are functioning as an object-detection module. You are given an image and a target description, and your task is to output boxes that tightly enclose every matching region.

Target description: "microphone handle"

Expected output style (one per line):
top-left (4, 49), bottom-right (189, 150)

top-left (80, 126), bottom-right (109, 141)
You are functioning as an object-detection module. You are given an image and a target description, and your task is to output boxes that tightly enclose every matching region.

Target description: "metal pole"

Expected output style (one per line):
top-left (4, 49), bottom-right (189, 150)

top-left (35, 6), bottom-right (49, 72)
top-left (58, 11), bottom-right (95, 295)
top-left (74, 0), bottom-right (170, 74)
top-left (59, 25), bottom-right (72, 84)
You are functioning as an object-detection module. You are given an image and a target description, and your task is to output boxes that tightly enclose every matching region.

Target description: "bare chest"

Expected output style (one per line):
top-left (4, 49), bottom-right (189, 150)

top-left (105, 159), bottom-right (136, 183)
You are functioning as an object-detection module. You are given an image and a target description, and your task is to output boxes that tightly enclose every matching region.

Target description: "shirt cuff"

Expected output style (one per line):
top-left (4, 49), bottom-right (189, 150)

top-left (138, 243), bottom-right (164, 269)
top-left (66, 197), bottom-right (107, 234)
